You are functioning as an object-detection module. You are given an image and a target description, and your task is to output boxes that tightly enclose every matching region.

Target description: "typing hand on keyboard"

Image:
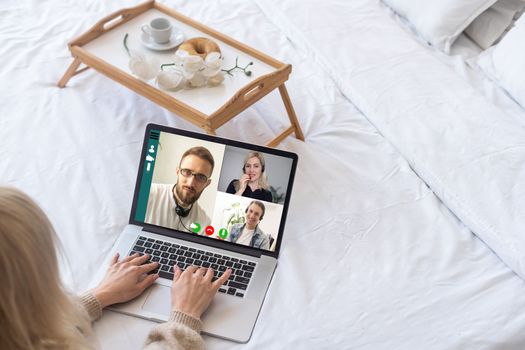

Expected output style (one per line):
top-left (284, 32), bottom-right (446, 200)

top-left (170, 266), bottom-right (232, 319)
top-left (91, 252), bottom-right (160, 309)
top-left (131, 237), bottom-right (256, 299)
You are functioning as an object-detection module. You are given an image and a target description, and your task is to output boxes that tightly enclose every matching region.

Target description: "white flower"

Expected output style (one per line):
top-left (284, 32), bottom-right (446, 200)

top-left (207, 71), bottom-right (225, 87)
top-left (186, 72), bottom-right (207, 88)
top-left (205, 52), bottom-right (222, 69)
top-left (128, 51), bottom-right (158, 80)
top-left (202, 52), bottom-right (223, 77)
top-left (156, 70), bottom-right (184, 90)
top-left (182, 54), bottom-right (204, 73)
top-left (181, 68), bottom-right (196, 80)
top-left (201, 66), bottom-right (220, 78)
top-left (153, 49), bottom-right (226, 89)
top-left (173, 49), bottom-right (188, 67)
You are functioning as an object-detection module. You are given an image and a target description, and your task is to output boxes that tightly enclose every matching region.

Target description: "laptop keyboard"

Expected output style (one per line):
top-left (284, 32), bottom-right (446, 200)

top-left (129, 235), bottom-right (256, 298)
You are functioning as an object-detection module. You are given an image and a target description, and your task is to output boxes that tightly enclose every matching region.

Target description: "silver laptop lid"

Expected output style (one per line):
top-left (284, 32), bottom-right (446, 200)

top-left (129, 124), bottom-right (298, 259)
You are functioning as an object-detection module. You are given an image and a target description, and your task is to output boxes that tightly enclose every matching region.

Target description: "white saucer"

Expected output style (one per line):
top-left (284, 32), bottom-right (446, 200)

top-left (141, 28), bottom-right (184, 51)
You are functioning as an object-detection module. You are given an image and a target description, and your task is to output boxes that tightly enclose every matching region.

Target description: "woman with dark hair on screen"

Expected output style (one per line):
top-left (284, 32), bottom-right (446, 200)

top-left (0, 186), bottom-right (230, 350)
top-left (226, 152), bottom-right (273, 202)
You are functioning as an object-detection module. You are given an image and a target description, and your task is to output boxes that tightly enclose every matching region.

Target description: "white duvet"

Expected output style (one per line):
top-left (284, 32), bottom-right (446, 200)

top-left (2, 0), bottom-right (525, 349)
top-left (256, 0), bottom-right (525, 280)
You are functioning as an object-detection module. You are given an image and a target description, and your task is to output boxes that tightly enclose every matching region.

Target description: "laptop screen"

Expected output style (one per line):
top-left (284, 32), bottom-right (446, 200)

top-left (131, 124), bottom-right (297, 254)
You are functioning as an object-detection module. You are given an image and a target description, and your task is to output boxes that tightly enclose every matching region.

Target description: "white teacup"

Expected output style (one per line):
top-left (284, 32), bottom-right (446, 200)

top-left (141, 18), bottom-right (172, 44)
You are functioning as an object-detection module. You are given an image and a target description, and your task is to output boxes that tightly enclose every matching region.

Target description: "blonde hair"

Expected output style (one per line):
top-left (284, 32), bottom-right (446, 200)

top-left (0, 187), bottom-right (93, 350)
top-left (237, 152), bottom-right (269, 191)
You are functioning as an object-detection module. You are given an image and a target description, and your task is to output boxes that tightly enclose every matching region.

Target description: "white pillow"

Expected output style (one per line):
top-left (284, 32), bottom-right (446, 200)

top-left (383, 0), bottom-right (498, 52)
top-left (465, 0), bottom-right (525, 49)
top-left (477, 15), bottom-right (525, 108)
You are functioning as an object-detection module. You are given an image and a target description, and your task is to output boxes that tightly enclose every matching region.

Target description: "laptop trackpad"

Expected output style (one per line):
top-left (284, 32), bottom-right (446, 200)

top-left (142, 284), bottom-right (171, 316)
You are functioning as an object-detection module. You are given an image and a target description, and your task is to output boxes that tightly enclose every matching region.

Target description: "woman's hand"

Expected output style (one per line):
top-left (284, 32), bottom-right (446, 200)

top-left (235, 174), bottom-right (250, 195)
top-left (92, 253), bottom-right (159, 308)
top-left (171, 266), bottom-right (232, 319)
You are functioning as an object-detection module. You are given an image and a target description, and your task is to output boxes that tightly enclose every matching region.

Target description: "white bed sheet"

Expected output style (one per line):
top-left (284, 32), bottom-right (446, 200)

top-left (2, 0), bottom-right (525, 349)
top-left (255, 0), bottom-right (525, 279)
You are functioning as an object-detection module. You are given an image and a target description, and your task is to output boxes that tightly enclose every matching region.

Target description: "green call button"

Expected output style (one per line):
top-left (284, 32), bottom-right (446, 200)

top-left (218, 228), bottom-right (228, 239)
top-left (190, 222), bottom-right (201, 233)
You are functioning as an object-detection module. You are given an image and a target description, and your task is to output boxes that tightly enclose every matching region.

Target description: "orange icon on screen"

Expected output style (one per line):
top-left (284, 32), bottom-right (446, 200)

top-left (205, 225), bottom-right (214, 236)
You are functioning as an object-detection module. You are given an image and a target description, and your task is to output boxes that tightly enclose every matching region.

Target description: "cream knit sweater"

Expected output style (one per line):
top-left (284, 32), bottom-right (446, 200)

top-left (79, 293), bottom-right (205, 349)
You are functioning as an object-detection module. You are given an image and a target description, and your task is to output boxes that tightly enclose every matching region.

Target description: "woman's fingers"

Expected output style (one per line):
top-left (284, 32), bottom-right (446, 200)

top-left (173, 266), bottom-right (182, 282)
top-left (185, 265), bottom-right (199, 275)
top-left (109, 253), bottom-right (120, 266)
top-left (138, 273), bottom-right (159, 290)
top-left (121, 252), bottom-right (140, 263)
top-left (204, 267), bottom-right (214, 281)
top-left (139, 261), bottom-right (159, 274)
top-left (213, 269), bottom-right (231, 289)
top-left (129, 253), bottom-right (151, 266)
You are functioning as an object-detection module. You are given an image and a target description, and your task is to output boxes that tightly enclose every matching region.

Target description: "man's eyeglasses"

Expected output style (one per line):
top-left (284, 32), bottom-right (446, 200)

top-left (179, 168), bottom-right (209, 183)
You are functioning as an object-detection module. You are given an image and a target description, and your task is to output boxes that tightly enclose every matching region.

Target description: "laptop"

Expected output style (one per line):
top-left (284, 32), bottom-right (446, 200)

top-left (92, 123), bottom-right (298, 343)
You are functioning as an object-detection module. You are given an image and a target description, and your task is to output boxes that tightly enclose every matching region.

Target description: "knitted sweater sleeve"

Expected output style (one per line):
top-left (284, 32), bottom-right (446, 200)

top-left (78, 292), bottom-right (103, 322)
top-left (143, 310), bottom-right (205, 350)
top-left (78, 292), bottom-right (205, 350)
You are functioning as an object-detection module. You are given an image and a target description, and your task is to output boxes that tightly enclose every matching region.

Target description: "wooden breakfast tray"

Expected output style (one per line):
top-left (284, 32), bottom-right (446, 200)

top-left (58, 0), bottom-right (304, 147)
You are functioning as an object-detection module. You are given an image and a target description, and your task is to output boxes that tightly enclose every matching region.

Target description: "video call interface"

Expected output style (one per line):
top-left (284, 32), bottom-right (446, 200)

top-left (134, 129), bottom-right (294, 252)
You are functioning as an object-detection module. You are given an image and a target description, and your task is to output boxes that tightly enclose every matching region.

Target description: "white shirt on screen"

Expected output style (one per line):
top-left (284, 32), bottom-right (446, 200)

top-left (144, 183), bottom-right (210, 234)
top-left (236, 227), bottom-right (255, 246)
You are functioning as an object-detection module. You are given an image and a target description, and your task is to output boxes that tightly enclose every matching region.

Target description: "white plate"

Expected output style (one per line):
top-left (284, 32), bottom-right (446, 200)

top-left (141, 28), bottom-right (184, 51)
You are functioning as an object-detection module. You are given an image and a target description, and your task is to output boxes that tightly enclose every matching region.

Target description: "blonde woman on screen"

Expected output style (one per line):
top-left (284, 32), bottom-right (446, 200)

top-left (226, 151), bottom-right (273, 202)
top-left (0, 187), bottom-right (230, 350)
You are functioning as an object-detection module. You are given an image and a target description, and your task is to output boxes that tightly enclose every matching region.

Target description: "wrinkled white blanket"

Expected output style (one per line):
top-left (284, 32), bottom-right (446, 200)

top-left (256, 0), bottom-right (525, 280)
top-left (2, 0), bottom-right (525, 349)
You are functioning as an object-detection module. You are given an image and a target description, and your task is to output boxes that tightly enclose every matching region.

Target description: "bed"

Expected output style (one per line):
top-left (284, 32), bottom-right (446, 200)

top-left (2, 0), bottom-right (525, 348)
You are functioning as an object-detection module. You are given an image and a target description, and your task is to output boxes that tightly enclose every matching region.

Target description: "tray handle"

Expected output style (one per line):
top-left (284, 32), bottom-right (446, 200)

top-left (243, 82), bottom-right (265, 103)
top-left (240, 65), bottom-right (291, 103)
top-left (69, 0), bottom-right (155, 47)
top-left (212, 65), bottom-right (292, 121)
